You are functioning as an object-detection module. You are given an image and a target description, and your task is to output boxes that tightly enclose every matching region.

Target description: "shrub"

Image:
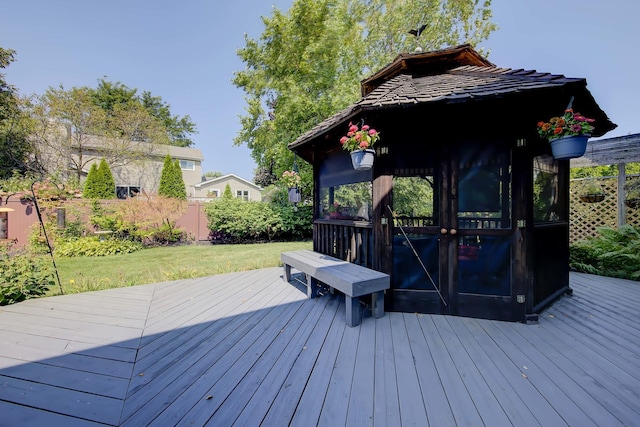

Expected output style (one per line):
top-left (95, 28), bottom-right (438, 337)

top-left (55, 236), bottom-right (143, 257)
top-left (570, 225), bottom-right (640, 280)
top-left (88, 196), bottom-right (188, 246)
top-left (0, 246), bottom-right (54, 305)
top-left (205, 197), bottom-right (312, 243)
top-left (205, 197), bottom-right (281, 242)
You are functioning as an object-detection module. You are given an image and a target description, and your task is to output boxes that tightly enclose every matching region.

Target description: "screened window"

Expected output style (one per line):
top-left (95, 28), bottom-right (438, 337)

top-left (116, 186), bottom-right (141, 199)
top-left (236, 190), bottom-right (249, 201)
top-left (318, 151), bottom-right (372, 220)
top-left (533, 155), bottom-right (562, 223)
top-left (179, 159), bottom-right (195, 170)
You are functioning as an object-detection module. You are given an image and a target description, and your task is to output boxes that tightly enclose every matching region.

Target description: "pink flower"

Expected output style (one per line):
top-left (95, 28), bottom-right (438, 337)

top-left (347, 131), bottom-right (354, 137)
top-left (570, 124), bottom-right (582, 132)
top-left (359, 141), bottom-right (369, 149)
top-left (369, 129), bottom-right (377, 136)
top-left (362, 125), bottom-right (369, 131)
top-left (355, 133), bottom-right (362, 141)
top-left (340, 136), bottom-right (348, 144)
top-left (349, 124), bottom-right (359, 133)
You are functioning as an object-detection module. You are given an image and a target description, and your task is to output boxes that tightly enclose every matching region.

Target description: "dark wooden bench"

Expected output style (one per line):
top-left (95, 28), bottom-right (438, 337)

top-left (281, 250), bottom-right (390, 327)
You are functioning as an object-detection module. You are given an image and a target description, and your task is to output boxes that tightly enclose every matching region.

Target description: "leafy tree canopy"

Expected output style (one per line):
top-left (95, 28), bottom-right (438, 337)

top-left (234, 0), bottom-right (497, 187)
top-left (0, 47), bottom-right (33, 178)
top-left (90, 78), bottom-right (197, 147)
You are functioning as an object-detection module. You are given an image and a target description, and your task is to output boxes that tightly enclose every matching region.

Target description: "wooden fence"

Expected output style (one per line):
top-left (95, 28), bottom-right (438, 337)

top-left (0, 199), bottom-right (211, 249)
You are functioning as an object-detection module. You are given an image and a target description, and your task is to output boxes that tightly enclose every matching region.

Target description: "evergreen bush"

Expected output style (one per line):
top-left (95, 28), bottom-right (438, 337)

top-left (158, 155), bottom-right (186, 199)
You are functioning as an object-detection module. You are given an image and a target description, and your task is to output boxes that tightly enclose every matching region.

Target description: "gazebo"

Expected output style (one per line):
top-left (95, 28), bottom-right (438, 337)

top-left (288, 44), bottom-right (616, 323)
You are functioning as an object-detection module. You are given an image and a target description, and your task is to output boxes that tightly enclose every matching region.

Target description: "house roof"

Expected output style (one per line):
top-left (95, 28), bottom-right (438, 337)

top-left (80, 135), bottom-right (204, 161)
top-left (571, 133), bottom-right (640, 167)
top-left (193, 173), bottom-right (262, 190)
top-left (289, 44), bottom-right (616, 153)
top-left (360, 43), bottom-right (494, 96)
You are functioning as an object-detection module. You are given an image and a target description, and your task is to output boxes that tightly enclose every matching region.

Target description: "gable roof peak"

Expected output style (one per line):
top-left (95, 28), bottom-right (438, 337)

top-left (361, 44), bottom-right (494, 96)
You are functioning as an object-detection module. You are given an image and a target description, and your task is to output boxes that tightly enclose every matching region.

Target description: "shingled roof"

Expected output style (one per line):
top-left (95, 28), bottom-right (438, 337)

top-left (289, 45), bottom-right (615, 151)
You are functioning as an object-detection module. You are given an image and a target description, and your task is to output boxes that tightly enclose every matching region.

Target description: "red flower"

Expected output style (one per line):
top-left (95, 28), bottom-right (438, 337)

top-left (340, 136), bottom-right (348, 144)
top-left (553, 127), bottom-right (563, 135)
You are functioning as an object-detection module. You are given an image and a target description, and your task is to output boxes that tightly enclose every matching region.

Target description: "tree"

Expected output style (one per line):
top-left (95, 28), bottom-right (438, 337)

top-left (172, 159), bottom-right (187, 200)
top-left (234, 0), bottom-right (496, 186)
top-left (222, 183), bottom-right (233, 200)
top-left (26, 84), bottom-right (169, 181)
top-left (83, 159), bottom-right (116, 199)
top-left (203, 171), bottom-right (224, 179)
top-left (83, 163), bottom-right (100, 198)
top-left (158, 155), bottom-right (186, 199)
top-left (140, 91), bottom-right (197, 147)
top-left (97, 158), bottom-right (116, 199)
top-left (90, 78), bottom-right (197, 147)
top-left (0, 47), bottom-right (37, 177)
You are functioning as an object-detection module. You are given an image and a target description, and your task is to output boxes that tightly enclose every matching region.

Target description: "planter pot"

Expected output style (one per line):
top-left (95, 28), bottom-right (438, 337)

top-left (288, 188), bottom-right (301, 203)
top-left (550, 135), bottom-right (589, 160)
top-left (625, 198), bottom-right (640, 209)
top-left (579, 193), bottom-right (606, 203)
top-left (350, 149), bottom-right (375, 170)
top-left (329, 211), bottom-right (340, 219)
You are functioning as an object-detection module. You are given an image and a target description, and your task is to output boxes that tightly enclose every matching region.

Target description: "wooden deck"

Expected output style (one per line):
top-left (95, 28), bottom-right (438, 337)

top-left (0, 269), bottom-right (639, 426)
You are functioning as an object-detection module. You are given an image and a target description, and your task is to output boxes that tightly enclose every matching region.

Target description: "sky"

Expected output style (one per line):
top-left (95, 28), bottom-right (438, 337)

top-left (3, 0), bottom-right (639, 181)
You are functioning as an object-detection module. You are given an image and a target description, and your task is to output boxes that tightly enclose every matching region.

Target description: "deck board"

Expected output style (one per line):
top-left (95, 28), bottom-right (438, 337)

top-left (0, 267), bottom-right (639, 426)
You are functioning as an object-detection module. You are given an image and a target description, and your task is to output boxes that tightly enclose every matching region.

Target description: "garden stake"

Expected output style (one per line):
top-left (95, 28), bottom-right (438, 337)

top-left (30, 180), bottom-right (63, 295)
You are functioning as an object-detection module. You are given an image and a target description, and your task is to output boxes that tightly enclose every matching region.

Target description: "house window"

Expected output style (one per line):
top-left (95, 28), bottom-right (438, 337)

top-left (116, 186), bottom-right (141, 199)
top-left (207, 189), bottom-right (220, 198)
top-left (236, 190), bottom-right (249, 201)
top-left (179, 160), bottom-right (195, 171)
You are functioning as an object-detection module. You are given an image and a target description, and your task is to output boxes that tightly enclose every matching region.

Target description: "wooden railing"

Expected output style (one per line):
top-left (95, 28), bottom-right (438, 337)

top-left (393, 216), bottom-right (435, 227)
top-left (313, 220), bottom-right (374, 268)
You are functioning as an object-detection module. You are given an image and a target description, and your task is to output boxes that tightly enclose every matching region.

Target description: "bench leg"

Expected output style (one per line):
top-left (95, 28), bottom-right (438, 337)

top-left (283, 264), bottom-right (292, 282)
top-left (305, 274), bottom-right (319, 298)
top-left (345, 296), bottom-right (361, 327)
top-left (372, 291), bottom-right (385, 319)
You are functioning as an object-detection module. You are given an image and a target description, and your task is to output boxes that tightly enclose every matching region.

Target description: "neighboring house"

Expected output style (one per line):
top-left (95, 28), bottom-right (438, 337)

top-left (192, 174), bottom-right (262, 201)
top-left (78, 139), bottom-right (204, 199)
top-left (38, 126), bottom-right (204, 198)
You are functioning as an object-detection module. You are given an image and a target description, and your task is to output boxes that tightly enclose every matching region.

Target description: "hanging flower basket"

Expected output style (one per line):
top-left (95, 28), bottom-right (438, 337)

top-left (578, 181), bottom-right (606, 203)
top-left (625, 199), bottom-right (640, 209)
top-left (288, 187), bottom-right (301, 203)
top-left (537, 109), bottom-right (594, 160)
top-left (579, 193), bottom-right (605, 203)
top-left (350, 149), bottom-right (376, 170)
top-left (550, 135), bottom-right (589, 160)
top-left (339, 121), bottom-right (380, 170)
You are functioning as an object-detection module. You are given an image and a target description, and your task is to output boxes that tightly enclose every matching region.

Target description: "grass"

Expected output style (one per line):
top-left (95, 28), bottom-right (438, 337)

top-left (52, 241), bottom-right (312, 295)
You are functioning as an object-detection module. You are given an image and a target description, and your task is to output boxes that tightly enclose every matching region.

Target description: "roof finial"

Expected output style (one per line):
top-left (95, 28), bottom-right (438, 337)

top-left (408, 24), bottom-right (427, 53)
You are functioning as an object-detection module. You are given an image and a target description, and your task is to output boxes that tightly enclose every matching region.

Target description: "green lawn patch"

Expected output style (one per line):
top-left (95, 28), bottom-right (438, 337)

top-left (53, 241), bottom-right (312, 295)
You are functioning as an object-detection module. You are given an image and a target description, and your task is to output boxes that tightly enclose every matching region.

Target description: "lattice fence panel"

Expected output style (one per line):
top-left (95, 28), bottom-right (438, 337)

top-left (625, 175), bottom-right (640, 229)
top-left (570, 175), bottom-right (640, 243)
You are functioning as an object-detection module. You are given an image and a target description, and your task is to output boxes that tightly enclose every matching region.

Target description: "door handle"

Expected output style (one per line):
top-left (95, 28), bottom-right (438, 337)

top-left (450, 228), bottom-right (458, 235)
top-left (440, 228), bottom-right (448, 235)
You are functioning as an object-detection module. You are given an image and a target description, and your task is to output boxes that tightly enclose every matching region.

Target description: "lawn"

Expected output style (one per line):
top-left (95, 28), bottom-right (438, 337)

top-left (52, 241), bottom-right (312, 295)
